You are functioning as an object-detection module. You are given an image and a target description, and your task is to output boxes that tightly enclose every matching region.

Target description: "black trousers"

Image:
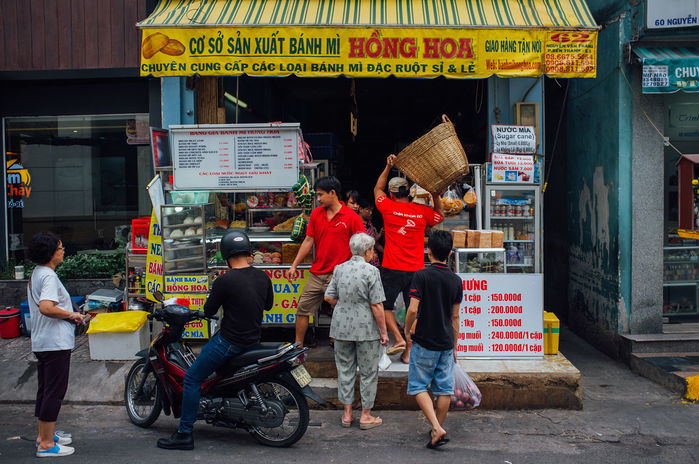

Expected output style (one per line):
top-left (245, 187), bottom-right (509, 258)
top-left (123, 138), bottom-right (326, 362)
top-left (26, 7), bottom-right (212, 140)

top-left (34, 350), bottom-right (71, 422)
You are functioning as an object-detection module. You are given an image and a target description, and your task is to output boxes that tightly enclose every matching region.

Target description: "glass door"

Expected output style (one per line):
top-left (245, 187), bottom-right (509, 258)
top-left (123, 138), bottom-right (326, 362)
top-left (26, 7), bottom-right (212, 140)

top-left (485, 185), bottom-right (541, 273)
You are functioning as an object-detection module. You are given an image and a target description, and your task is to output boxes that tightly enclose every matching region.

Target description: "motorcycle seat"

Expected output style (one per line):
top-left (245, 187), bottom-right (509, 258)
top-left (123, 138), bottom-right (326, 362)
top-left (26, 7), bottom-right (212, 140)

top-left (219, 342), bottom-right (286, 371)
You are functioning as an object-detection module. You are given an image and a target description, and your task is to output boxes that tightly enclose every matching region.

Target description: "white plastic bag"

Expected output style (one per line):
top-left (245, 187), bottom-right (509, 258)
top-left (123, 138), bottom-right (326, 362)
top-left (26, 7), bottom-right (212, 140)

top-left (450, 363), bottom-right (481, 410)
top-left (378, 346), bottom-right (392, 371)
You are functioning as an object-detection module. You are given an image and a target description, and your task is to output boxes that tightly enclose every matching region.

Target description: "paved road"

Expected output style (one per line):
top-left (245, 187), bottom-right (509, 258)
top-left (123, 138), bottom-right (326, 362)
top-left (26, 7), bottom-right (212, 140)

top-left (1, 329), bottom-right (698, 463)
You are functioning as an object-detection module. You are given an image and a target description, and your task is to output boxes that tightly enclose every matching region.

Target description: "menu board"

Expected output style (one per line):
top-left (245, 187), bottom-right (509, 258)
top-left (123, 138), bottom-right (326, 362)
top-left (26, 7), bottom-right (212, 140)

top-left (489, 153), bottom-right (536, 184)
top-left (170, 124), bottom-right (300, 191)
top-left (456, 273), bottom-right (543, 359)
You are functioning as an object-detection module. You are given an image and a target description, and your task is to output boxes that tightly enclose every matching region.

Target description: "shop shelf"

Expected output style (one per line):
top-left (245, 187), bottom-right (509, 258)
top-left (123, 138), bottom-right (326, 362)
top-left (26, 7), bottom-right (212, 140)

top-left (663, 281), bottom-right (699, 287)
top-left (490, 216), bottom-right (535, 220)
top-left (504, 239), bottom-right (535, 243)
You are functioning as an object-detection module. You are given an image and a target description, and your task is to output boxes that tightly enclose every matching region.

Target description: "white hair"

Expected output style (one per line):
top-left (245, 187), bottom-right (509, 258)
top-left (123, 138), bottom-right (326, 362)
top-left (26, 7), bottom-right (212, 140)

top-left (349, 233), bottom-right (375, 256)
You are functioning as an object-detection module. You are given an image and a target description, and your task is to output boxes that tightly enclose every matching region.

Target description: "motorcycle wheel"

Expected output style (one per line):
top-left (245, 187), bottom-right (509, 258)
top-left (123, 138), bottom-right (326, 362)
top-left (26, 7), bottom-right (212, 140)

top-left (249, 380), bottom-right (309, 447)
top-left (124, 358), bottom-right (162, 427)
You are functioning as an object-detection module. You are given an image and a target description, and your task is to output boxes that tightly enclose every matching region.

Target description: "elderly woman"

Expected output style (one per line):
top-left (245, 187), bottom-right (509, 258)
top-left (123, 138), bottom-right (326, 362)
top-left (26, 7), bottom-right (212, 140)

top-left (27, 232), bottom-right (84, 458)
top-left (325, 233), bottom-right (389, 430)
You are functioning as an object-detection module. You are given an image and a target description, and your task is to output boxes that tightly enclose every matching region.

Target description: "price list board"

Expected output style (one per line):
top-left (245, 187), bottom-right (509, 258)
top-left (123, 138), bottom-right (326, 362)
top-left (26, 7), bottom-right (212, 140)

top-left (170, 124), bottom-right (300, 191)
top-left (456, 273), bottom-right (543, 359)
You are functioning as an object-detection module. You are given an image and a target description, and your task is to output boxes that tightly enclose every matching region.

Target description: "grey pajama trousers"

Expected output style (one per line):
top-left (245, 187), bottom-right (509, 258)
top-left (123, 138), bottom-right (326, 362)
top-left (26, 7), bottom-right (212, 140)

top-left (334, 339), bottom-right (380, 409)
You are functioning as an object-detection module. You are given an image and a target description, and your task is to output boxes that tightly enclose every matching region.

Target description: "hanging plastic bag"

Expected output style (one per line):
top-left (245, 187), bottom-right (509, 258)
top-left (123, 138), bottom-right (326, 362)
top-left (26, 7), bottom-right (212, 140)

top-left (378, 346), bottom-right (392, 371)
top-left (449, 363), bottom-right (481, 410)
top-left (440, 188), bottom-right (463, 216)
top-left (410, 183), bottom-right (433, 207)
top-left (463, 185), bottom-right (477, 209)
top-left (298, 138), bottom-right (313, 164)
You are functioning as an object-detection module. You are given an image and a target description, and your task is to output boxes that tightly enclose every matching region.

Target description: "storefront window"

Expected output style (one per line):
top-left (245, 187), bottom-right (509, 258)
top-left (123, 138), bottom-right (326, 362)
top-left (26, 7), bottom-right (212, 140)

top-left (663, 94), bottom-right (699, 321)
top-left (4, 114), bottom-right (152, 259)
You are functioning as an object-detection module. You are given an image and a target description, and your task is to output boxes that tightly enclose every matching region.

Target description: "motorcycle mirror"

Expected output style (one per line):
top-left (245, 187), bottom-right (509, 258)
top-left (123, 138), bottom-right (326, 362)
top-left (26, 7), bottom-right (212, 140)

top-left (152, 290), bottom-right (164, 302)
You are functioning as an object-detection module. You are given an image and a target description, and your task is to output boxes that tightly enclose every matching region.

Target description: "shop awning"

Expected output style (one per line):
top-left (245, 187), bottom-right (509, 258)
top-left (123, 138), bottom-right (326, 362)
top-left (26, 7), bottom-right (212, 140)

top-left (635, 47), bottom-right (699, 94)
top-left (137, 0), bottom-right (598, 79)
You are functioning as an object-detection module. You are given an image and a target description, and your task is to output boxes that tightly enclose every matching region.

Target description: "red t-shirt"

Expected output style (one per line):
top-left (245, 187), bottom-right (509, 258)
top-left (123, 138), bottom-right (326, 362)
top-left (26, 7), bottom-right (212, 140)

top-left (307, 202), bottom-right (365, 275)
top-left (376, 195), bottom-right (443, 271)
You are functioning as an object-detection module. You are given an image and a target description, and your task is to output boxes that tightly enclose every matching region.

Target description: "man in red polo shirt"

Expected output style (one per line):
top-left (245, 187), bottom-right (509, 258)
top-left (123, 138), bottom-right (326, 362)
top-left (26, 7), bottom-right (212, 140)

top-left (288, 176), bottom-right (365, 347)
top-left (374, 155), bottom-right (444, 362)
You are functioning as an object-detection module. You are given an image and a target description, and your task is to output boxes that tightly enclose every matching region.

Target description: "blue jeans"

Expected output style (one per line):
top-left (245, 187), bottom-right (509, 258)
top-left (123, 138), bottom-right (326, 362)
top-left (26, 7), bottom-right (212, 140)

top-left (178, 333), bottom-right (244, 434)
top-left (407, 342), bottom-right (454, 396)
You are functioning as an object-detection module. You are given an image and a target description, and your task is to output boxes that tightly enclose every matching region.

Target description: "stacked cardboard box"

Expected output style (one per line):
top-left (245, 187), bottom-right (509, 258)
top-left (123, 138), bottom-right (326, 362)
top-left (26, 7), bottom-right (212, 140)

top-left (451, 230), bottom-right (504, 248)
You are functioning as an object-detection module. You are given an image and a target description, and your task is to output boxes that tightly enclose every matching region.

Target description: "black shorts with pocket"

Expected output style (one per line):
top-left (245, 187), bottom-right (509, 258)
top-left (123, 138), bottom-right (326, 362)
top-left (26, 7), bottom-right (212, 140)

top-left (380, 268), bottom-right (415, 311)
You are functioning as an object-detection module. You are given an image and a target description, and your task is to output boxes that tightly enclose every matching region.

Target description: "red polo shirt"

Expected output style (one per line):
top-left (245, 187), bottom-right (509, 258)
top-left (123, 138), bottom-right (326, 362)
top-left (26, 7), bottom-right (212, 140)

top-left (307, 202), bottom-right (365, 275)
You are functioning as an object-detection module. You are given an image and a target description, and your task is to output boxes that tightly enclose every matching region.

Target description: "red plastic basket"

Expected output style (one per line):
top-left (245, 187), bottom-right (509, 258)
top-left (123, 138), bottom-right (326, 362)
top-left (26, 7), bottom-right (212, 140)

top-left (131, 217), bottom-right (151, 254)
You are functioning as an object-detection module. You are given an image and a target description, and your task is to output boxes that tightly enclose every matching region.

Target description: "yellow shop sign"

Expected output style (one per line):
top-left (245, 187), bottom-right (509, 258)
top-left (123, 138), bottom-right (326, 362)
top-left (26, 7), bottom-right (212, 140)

top-left (139, 27), bottom-right (597, 79)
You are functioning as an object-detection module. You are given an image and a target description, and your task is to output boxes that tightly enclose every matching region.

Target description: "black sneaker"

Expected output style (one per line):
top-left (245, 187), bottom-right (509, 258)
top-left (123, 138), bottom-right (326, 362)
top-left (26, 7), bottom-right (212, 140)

top-left (157, 431), bottom-right (194, 450)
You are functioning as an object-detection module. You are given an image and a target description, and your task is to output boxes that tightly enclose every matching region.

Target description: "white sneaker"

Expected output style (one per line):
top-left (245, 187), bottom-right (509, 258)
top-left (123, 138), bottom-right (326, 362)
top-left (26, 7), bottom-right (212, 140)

top-left (36, 444), bottom-right (75, 458)
top-left (55, 431), bottom-right (73, 445)
top-left (35, 433), bottom-right (72, 446)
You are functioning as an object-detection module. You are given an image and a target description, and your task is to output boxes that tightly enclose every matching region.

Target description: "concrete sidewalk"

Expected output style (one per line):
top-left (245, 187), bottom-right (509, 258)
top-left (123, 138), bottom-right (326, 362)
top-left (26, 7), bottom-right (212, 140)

top-left (1, 328), bottom-right (581, 409)
top-left (2, 328), bottom-right (698, 463)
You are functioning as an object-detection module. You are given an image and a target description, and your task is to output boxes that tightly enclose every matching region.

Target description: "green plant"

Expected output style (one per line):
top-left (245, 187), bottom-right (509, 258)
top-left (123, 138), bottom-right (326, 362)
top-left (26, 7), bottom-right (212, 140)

top-left (56, 253), bottom-right (125, 280)
top-left (0, 258), bottom-right (17, 280)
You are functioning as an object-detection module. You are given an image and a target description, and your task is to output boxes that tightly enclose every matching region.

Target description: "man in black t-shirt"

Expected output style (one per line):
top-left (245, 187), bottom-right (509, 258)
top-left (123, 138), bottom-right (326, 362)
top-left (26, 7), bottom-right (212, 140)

top-left (158, 231), bottom-right (273, 451)
top-left (404, 230), bottom-right (462, 450)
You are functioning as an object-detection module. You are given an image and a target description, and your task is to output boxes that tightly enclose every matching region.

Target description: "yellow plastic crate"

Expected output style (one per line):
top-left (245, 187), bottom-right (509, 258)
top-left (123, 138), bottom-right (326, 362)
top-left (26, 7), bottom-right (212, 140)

top-left (543, 311), bottom-right (560, 355)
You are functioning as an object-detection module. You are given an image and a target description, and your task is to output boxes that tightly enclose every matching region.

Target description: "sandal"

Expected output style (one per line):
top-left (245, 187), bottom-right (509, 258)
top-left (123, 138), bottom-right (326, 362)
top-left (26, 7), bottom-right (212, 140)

top-left (341, 417), bottom-right (352, 428)
top-left (359, 417), bottom-right (383, 430)
top-left (426, 431), bottom-right (449, 449)
top-left (386, 345), bottom-right (406, 355)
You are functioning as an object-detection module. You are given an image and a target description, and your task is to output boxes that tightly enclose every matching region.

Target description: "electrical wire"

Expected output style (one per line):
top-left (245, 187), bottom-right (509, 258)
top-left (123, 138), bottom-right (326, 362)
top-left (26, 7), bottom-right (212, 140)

top-left (544, 65), bottom-right (686, 193)
top-left (618, 65), bottom-right (683, 157)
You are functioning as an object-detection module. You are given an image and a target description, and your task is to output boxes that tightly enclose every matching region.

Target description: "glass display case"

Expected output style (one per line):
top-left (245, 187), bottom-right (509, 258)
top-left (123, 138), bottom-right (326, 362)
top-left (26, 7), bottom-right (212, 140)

top-left (450, 248), bottom-right (506, 273)
top-left (484, 185), bottom-right (540, 273)
top-left (663, 245), bottom-right (699, 319)
top-left (161, 203), bottom-right (213, 274)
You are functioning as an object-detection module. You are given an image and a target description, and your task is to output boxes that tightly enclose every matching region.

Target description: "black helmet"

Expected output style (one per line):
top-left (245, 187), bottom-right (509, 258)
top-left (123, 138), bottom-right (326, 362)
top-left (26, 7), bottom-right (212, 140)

top-left (220, 230), bottom-right (251, 260)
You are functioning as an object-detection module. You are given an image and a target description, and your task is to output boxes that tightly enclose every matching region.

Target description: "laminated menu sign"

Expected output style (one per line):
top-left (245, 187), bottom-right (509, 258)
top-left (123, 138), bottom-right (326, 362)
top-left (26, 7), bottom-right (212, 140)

top-left (456, 273), bottom-right (543, 358)
top-left (170, 124), bottom-right (300, 191)
top-left (489, 153), bottom-right (536, 184)
top-left (491, 125), bottom-right (537, 154)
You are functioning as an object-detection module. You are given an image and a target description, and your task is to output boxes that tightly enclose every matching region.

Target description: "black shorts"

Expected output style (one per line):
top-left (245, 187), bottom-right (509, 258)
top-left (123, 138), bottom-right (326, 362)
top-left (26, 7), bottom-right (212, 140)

top-left (380, 268), bottom-right (415, 311)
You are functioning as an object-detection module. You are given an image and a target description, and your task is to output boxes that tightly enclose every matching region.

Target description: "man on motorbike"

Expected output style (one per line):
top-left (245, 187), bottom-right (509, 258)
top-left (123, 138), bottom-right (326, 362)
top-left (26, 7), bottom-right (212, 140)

top-left (157, 231), bottom-right (274, 450)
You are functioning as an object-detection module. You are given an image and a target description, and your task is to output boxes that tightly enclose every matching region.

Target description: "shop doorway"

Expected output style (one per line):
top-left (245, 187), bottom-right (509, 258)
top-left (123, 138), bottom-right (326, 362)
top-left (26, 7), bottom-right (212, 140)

top-left (223, 76), bottom-right (487, 199)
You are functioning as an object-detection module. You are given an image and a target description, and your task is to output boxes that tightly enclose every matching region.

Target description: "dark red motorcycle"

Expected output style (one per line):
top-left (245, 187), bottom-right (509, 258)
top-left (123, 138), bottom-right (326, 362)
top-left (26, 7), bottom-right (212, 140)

top-left (124, 293), bottom-right (322, 447)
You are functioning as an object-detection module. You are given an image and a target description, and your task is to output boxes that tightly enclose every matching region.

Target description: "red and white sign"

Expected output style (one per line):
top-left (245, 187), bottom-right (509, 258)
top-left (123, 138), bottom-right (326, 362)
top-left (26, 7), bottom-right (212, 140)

top-left (490, 153), bottom-right (536, 184)
top-left (491, 124), bottom-right (537, 154)
top-left (456, 273), bottom-right (543, 359)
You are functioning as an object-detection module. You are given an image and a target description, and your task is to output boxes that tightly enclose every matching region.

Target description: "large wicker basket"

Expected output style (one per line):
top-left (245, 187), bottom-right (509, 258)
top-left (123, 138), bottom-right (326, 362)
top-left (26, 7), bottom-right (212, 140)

top-left (394, 115), bottom-right (469, 193)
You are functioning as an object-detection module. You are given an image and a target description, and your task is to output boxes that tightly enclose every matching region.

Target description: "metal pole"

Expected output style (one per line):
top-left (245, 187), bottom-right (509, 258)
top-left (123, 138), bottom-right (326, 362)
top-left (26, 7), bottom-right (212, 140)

top-left (235, 77), bottom-right (240, 123)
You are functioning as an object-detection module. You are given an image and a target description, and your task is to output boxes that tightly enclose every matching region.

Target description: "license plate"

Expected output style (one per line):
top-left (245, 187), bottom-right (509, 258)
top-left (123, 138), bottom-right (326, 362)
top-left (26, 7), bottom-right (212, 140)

top-left (291, 365), bottom-right (312, 388)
